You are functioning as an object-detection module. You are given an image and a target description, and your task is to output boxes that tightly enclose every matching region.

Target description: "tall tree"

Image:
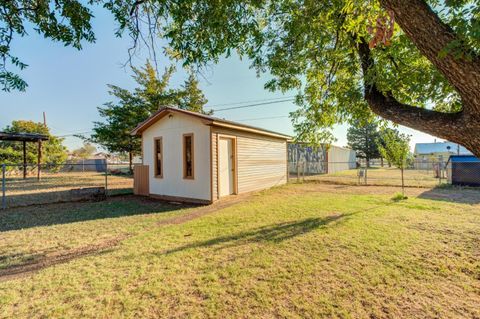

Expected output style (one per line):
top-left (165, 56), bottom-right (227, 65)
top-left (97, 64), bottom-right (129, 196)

top-left (3, 1), bottom-right (480, 156)
top-left (378, 130), bottom-right (412, 196)
top-left (89, 87), bottom-right (144, 173)
top-left (179, 73), bottom-right (209, 113)
top-left (0, 120), bottom-right (67, 166)
top-left (132, 61), bottom-right (179, 110)
top-left (347, 120), bottom-right (382, 166)
top-left (89, 61), bottom-right (208, 171)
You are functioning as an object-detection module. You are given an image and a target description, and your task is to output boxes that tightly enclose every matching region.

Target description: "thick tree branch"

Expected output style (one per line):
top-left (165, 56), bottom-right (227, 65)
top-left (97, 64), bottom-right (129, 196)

top-left (379, 0), bottom-right (480, 114)
top-left (356, 37), bottom-right (471, 143)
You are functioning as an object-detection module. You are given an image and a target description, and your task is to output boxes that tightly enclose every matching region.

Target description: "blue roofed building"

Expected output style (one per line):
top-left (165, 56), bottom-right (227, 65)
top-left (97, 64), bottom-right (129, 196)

top-left (446, 155), bottom-right (480, 186)
top-left (413, 141), bottom-right (473, 170)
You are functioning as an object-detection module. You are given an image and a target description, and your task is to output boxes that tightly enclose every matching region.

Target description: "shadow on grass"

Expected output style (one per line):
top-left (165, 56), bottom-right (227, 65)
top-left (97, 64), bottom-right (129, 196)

top-left (418, 186), bottom-right (480, 204)
top-left (0, 196), bottom-right (192, 232)
top-left (163, 214), bottom-right (348, 255)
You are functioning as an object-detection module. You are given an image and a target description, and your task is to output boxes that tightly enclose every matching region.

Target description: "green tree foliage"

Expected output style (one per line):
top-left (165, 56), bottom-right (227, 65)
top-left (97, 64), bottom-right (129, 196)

top-left (377, 129), bottom-right (411, 195)
top-left (1, 0), bottom-right (95, 91)
top-left (72, 143), bottom-right (97, 159)
top-left (347, 120), bottom-right (382, 165)
top-left (0, 120), bottom-right (67, 166)
top-left (178, 74), bottom-right (209, 113)
top-left (378, 130), bottom-right (411, 169)
top-left (132, 62), bottom-right (179, 110)
top-left (89, 61), bottom-right (208, 171)
top-left (89, 87), bottom-right (144, 173)
top-left (4, 1), bottom-right (480, 154)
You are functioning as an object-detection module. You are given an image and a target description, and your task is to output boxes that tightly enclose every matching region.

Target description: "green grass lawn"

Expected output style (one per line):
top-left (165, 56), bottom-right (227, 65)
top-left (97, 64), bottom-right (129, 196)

top-left (0, 184), bottom-right (479, 318)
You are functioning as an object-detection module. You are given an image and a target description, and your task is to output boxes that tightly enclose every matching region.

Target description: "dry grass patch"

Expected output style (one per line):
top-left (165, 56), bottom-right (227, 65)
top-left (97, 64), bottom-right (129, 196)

top-left (301, 167), bottom-right (443, 188)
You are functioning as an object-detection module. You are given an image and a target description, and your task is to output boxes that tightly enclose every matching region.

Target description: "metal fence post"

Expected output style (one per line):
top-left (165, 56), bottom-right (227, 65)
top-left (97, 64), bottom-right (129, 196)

top-left (296, 161), bottom-right (300, 182)
top-left (437, 160), bottom-right (441, 185)
top-left (302, 161), bottom-right (306, 181)
top-left (2, 164), bottom-right (6, 210)
top-left (104, 160), bottom-right (108, 198)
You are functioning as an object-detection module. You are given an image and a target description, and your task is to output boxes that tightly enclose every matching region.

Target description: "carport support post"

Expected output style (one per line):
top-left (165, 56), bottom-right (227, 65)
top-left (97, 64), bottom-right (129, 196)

top-left (2, 164), bottom-right (6, 210)
top-left (22, 140), bottom-right (27, 179)
top-left (37, 139), bottom-right (42, 181)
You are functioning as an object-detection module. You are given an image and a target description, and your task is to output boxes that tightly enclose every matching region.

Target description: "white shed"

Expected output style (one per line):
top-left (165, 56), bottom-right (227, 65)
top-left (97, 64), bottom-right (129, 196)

top-left (131, 107), bottom-right (290, 204)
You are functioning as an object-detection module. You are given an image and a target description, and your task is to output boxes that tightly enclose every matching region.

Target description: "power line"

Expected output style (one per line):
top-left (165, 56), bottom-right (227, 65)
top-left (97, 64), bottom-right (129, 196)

top-left (52, 98), bottom-right (295, 137)
top-left (57, 131), bottom-right (92, 137)
top-left (236, 115), bottom-right (289, 122)
top-left (211, 98), bottom-right (295, 112)
top-left (205, 95), bottom-right (295, 109)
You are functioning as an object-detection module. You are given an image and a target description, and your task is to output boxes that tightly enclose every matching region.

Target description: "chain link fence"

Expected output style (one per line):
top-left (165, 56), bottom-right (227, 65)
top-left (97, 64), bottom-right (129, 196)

top-left (1, 162), bottom-right (136, 209)
top-left (288, 159), bottom-right (460, 188)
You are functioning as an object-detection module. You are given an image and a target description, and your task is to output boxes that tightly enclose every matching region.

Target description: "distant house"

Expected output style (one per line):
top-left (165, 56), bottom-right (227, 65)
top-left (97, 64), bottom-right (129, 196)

top-left (288, 144), bottom-right (356, 175)
top-left (413, 141), bottom-right (472, 169)
top-left (446, 155), bottom-right (480, 186)
top-left (131, 107), bottom-right (291, 204)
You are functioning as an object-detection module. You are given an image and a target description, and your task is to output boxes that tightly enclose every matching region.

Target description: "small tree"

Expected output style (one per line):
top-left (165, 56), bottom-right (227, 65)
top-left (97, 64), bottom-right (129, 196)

top-left (72, 142), bottom-right (97, 172)
top-left (72, 143), bottom-right (96, 160)
top-left (378, 130), bottom-right (411, 197)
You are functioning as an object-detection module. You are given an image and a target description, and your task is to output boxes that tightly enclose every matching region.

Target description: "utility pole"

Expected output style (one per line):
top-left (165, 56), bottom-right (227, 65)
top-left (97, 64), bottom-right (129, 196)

top-left (43, 112), bottom-right (47, 127)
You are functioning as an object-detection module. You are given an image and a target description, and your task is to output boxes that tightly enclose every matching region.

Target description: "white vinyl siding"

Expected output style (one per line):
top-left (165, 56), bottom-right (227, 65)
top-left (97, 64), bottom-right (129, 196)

top-left (142, 112), bottom-right (211, 201)
top-left (211, 127), bottom-right (287, 199)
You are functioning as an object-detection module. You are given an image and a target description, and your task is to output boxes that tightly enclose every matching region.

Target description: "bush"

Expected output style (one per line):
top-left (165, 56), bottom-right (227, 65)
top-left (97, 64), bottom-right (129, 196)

top-left (392, 192), bottom-right (408, 201)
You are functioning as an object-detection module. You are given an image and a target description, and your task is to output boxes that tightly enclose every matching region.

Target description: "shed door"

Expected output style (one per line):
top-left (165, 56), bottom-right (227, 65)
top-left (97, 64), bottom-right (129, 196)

top-left (219, 138), bottom-right (235, 197)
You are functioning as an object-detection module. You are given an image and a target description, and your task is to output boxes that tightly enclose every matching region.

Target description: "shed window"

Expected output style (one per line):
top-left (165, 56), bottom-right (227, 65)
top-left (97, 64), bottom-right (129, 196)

top-left (154, 137), bottom-right (163, 178)
top-left (183, 133), bottom-right (194, 179)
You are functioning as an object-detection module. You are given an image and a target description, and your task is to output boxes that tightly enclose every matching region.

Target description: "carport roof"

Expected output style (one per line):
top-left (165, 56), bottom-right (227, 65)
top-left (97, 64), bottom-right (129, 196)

top-left (0, 132), bottom-right (49, 142)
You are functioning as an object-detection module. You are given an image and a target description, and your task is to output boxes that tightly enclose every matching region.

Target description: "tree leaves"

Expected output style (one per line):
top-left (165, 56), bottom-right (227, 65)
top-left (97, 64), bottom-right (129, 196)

top-left (1, 0), bottom-right (96, 91)
top-left (89, 61), bottom-right (208, 160)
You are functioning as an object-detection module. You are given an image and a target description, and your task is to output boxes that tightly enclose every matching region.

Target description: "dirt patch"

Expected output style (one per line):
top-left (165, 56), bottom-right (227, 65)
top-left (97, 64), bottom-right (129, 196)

top-left (0, 236), bottom-right (127, 282)
top-left (158, 192), bottom-right (254, 226)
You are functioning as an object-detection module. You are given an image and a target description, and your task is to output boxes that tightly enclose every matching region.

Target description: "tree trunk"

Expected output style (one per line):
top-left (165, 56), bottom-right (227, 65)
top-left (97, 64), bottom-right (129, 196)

top-left (381, 158), bottom-right (384, 167)
top-left (401, 167), bottom-right (405, 197)
top-left (129, 151), bottom-right (133, 174)
top-left (355, 0), bottom-right (480, 157)
top-left (380, 0), bottom-right (480, 115)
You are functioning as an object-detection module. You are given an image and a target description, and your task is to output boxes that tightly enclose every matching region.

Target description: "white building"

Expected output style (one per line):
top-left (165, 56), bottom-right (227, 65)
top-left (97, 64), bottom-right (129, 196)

top-left (131, 107), bottom-right (291, 204)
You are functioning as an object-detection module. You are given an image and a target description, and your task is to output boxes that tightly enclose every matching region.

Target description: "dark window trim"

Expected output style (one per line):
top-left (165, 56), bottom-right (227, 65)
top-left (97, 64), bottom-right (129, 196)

top-left (154, 137), bottom-right (163, 178)
top-left (183, 133), bottom-right (194, 179)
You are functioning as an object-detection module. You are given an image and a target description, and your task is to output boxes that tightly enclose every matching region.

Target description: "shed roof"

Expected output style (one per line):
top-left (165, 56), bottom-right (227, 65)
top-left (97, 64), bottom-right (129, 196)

top-left (447, 155), bottom-right (480, 164)
top-left (131, 106), bottom-right (291, 140)
top-left (0, 132), bottom-right (49, 142)
top-left (414, 142), bottom-right (472, 155)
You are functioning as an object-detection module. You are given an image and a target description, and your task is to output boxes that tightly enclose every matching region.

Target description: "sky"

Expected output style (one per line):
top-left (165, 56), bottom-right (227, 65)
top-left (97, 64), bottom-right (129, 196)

top-left (0, 7), bottom-right (440, 152)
